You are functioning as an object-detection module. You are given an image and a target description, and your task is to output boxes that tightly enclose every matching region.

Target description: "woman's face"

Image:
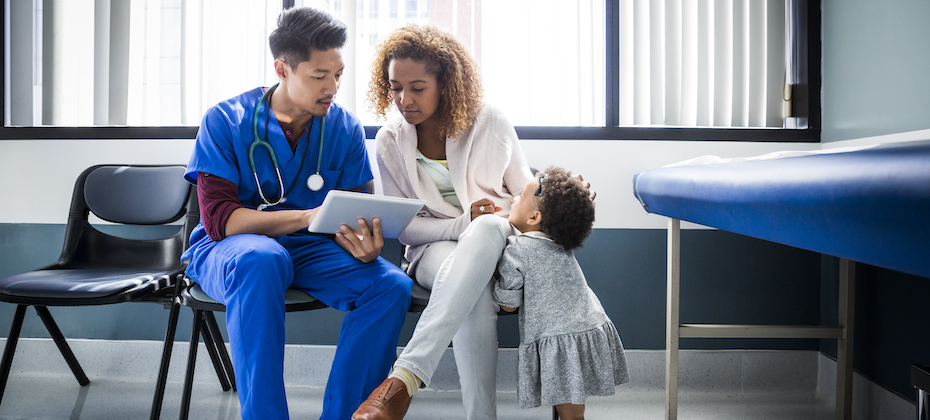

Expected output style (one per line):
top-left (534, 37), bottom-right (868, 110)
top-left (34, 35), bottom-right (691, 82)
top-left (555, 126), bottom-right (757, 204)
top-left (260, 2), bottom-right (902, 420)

top-left (388, 58), bottom-right (441, 126)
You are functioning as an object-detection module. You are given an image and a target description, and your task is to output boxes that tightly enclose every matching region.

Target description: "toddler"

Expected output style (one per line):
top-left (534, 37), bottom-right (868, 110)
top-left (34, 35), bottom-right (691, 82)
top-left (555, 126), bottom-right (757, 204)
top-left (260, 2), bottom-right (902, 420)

top-left (493, 166), bottom-right (629, 420)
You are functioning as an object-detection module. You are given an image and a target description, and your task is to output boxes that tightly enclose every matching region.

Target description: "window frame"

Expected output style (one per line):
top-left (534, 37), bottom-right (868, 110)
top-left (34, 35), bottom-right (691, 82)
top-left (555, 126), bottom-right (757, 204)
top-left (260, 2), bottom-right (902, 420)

top-left (0, 0), bottom-right (820, 142)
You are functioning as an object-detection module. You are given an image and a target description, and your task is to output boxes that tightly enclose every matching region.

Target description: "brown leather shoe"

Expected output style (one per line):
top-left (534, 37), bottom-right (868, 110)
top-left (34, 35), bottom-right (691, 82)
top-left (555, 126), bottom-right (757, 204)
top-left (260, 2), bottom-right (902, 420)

top-left (351, 377), bottom-right (413, 420)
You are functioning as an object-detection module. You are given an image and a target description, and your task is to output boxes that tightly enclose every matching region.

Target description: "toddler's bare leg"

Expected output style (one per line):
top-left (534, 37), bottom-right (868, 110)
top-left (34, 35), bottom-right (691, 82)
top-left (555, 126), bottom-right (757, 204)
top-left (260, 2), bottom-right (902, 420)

top-left (555, 403), bottom-right (585, 420)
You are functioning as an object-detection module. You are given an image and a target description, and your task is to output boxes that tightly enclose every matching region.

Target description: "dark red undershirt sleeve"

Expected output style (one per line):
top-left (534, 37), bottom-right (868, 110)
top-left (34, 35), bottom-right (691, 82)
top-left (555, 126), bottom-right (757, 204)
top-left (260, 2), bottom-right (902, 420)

top-left (197, 172), bottom-right (244, 242)
top-left (195, 119), bottom-right (307, 241)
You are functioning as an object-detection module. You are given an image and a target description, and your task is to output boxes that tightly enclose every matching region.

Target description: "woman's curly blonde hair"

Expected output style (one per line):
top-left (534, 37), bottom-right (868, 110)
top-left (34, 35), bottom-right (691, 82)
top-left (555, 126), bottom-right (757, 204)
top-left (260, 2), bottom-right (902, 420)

top-left (367, 24), bottom-right (483, 140)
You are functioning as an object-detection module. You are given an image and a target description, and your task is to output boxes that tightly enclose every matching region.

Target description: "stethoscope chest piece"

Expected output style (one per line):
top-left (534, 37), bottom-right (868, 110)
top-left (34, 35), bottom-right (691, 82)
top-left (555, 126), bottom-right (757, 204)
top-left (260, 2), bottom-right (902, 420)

top-left (307, 173), bottom-right (324, 191)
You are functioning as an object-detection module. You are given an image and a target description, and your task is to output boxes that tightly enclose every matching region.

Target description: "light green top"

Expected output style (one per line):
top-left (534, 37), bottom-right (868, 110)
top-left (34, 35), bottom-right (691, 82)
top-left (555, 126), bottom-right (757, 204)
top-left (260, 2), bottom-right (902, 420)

top-left (416, 149), bottom-right (462, 209)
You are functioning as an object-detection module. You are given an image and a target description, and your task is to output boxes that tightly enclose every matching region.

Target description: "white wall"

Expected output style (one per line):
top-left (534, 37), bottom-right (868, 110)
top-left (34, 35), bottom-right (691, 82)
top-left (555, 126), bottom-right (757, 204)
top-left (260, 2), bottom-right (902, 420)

top-left (820, 0), bottom-right (930, 142)
top-left (0, 138), bottom-right (823, 228)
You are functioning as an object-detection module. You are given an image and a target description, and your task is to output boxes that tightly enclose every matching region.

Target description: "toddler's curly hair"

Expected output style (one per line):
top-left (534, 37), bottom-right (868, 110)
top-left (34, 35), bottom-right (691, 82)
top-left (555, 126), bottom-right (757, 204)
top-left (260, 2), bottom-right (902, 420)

top-left (367, 24), bottom-right (483, 140)
top-left (537, 166), bottom-right (595, 250)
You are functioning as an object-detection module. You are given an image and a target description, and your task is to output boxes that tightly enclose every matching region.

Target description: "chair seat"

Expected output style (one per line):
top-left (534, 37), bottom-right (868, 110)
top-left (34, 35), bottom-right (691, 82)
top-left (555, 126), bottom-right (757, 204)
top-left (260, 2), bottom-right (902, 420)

top-left (409, 282), bottom-right (431, 312)
top-left (0, 268), bottom-right (173, 300)
top-left (185, 282), bottom-right (323, 309)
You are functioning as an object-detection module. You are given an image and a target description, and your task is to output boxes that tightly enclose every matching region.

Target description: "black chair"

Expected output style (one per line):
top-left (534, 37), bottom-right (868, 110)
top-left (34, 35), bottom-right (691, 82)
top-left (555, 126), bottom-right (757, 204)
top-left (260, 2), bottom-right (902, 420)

top-left (150, 180), bottom-right (375, 420)
top-left (152, 280), bottom-right (327, 420)
top-left (0, 164), bottom-right (198, 406)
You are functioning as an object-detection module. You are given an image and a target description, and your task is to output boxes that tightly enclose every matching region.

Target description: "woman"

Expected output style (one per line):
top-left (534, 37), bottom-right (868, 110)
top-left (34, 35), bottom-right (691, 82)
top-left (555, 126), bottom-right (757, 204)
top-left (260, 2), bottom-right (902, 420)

top-left (352, 25), bottom-right (534, 420)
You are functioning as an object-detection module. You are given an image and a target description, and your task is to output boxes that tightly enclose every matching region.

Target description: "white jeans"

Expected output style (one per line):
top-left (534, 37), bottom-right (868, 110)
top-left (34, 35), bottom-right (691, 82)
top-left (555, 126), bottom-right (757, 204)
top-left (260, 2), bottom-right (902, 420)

top-left (394, 215), bottom-right (514, 420)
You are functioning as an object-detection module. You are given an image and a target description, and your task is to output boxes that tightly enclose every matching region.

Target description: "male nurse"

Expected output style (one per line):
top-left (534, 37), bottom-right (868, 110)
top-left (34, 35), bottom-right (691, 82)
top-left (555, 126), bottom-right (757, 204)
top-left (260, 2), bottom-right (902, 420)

top-left (181, 7), bottom-right (412, 419)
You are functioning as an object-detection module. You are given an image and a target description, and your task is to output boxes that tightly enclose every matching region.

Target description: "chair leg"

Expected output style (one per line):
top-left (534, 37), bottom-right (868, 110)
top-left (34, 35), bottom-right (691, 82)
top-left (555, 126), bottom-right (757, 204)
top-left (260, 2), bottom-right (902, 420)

top-left (33, 306), bottom-right (89, 386)
top-left (0, 305), bottom-right (28, 405)
top-left (149, 288), bottom-right (182, 420)
top-left (197, 313), bottom-right (231, 391)
top-left (203, 311), bottom-right (236, 391)
top-left (179, 309), bottom-right (202, 420)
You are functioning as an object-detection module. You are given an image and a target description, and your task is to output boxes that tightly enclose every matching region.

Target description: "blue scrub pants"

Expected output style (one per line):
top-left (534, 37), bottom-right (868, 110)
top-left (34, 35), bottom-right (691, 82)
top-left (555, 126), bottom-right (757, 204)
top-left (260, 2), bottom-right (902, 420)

top-left (185, 232), bottom-right (412, 420)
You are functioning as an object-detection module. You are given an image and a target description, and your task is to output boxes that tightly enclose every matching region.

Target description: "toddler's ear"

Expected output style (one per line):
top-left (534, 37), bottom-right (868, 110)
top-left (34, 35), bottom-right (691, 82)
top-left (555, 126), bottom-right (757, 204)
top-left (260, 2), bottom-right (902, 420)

top-left (526, 210), bottom-right (543, 226)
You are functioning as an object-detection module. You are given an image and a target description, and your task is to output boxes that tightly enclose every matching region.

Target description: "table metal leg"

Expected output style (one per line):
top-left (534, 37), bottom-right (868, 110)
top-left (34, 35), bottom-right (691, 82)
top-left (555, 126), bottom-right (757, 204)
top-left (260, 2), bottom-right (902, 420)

top-left (666, 218), bottom-right (681, 420)
top-left (836, 259), bottom-right (855, 420)
top-left (663, 219), bottom-right (854, 420)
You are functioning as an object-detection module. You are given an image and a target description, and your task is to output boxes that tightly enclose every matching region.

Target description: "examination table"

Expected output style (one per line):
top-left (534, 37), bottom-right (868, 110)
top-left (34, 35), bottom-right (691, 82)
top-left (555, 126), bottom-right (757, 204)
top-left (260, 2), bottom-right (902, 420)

top-left (632, 140), bottom-right (930, 420)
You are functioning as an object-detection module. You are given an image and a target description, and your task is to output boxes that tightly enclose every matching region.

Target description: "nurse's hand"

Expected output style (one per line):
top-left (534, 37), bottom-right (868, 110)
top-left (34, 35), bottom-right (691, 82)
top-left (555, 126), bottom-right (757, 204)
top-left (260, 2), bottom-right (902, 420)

top-left (335, 217), bottom-right (384, 263)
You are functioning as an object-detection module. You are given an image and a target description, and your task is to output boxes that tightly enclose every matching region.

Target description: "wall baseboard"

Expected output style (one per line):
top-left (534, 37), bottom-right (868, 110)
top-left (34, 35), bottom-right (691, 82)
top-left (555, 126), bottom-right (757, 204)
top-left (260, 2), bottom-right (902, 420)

top-left (815, 353), bottom-right (916, 420)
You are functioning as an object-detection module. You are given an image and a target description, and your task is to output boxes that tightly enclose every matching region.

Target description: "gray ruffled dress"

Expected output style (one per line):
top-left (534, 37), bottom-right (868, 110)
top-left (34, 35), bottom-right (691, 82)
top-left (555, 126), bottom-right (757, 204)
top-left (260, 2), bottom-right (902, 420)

top-left (493, 232), bottom-right (629, 408)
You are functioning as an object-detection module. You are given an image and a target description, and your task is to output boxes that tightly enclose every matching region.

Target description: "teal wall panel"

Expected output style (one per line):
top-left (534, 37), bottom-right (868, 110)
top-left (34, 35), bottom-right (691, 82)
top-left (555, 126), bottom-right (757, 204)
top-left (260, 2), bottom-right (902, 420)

top-left (0, 224), bottom-right (823, 351)
top-left (5, 223), bottom-right (928, 400)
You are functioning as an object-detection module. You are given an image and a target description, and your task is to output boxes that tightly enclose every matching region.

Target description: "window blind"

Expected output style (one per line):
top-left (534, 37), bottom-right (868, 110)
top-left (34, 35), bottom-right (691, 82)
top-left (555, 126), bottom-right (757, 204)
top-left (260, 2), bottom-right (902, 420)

top-left (618, 0), bottom-right (787, 128)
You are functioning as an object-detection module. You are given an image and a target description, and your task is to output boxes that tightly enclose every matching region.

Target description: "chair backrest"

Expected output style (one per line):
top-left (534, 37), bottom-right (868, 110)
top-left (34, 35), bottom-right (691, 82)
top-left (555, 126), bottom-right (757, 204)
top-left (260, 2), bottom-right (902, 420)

top-left (84, 166), bottom-right (190, 224)
top-left (55, 165), bottom-right (197, 272)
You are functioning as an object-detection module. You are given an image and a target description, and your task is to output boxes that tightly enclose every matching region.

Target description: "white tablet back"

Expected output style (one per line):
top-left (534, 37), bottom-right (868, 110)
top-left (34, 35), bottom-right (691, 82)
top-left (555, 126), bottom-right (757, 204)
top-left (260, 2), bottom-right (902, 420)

top-left (308, 190), bottom-right (425, 238)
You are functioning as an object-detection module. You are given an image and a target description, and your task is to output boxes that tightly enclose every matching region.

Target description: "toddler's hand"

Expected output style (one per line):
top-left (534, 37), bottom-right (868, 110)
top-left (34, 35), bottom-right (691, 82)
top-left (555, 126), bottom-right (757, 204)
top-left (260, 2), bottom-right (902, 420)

top-left (577, 174), bottom-right (596, 201)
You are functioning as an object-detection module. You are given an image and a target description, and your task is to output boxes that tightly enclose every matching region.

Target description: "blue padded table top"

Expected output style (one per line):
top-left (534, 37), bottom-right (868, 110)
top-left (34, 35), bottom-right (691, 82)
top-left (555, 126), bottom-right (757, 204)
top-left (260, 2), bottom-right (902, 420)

top-left (633, 140), bottom-right (930, 279)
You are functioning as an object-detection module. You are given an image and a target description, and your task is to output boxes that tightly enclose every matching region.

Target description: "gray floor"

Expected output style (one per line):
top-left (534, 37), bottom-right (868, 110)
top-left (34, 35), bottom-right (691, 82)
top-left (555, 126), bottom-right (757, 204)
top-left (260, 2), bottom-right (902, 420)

top-left (0, 339), bottom-right (914, 419)
top-left (0, 373), bottom-right (834, 420)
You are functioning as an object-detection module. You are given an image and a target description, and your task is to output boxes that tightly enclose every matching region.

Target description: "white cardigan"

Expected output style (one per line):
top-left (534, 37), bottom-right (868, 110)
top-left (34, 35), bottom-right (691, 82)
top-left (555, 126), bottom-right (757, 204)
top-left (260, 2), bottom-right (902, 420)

top-left (376, 104), bottom-right (534, 267)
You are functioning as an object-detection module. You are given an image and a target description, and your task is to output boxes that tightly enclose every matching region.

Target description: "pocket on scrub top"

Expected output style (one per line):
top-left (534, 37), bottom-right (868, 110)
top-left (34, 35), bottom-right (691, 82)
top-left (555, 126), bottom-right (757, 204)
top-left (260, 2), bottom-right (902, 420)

top-left (318, 169), bottom-right (344, 190)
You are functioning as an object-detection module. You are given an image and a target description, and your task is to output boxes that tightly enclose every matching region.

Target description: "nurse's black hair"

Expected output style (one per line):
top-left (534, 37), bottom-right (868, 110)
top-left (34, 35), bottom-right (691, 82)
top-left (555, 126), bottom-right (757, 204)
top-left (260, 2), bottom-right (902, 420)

top-left (269, 7), bottom-right (347, 66)
top-left (537, 166), bottom-right (596, 251)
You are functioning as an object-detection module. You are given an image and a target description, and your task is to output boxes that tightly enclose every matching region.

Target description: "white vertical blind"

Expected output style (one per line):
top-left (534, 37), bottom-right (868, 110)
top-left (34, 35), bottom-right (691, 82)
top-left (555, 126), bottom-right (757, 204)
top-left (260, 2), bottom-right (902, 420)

top-left (619, 0), bottom-right (786, 128)
top-left (278, 0), bottom-right (607, 127)
top-left (107, 0), bottom-right (131, 125)
top-left (347, 0), bottom-right (434, 124)
top-left (713, 0), bottom-right (732, 126)
top-left (176, 0), bottom-right (279, 126)
top-left (765, 0), bottom-right (786, 128)
top-left (43, 0), bottom-right (95, 125)
top-left (93, 0), bottom-right (110, 126)
top-left (7, 0), bottom-right (279, 127)
top-left (6, 0), bottom-right (35, 126)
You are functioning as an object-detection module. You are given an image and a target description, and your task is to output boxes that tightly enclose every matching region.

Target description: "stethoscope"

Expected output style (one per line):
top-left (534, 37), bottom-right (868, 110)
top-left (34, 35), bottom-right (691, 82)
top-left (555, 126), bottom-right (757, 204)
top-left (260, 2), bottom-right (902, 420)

top-left (249, 82), bottom-right (326, 210)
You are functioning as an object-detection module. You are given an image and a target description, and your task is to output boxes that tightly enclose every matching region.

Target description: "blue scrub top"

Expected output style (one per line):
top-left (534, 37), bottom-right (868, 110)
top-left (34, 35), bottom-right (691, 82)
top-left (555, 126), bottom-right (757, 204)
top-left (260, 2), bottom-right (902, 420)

top-left (182, 87), bottom-right (373, 253)
top-left (186, 86), bottom-right (372, 210)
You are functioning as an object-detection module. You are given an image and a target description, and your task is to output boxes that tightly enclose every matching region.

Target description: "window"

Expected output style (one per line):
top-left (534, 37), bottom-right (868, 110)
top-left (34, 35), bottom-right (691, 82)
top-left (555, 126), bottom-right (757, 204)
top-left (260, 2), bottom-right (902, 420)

top-left (4, 0), bottom-right (281, 128)
top-left (318, 0), bottom-right (606, 127)
top-left (1, 0), bottom-right (819, 141)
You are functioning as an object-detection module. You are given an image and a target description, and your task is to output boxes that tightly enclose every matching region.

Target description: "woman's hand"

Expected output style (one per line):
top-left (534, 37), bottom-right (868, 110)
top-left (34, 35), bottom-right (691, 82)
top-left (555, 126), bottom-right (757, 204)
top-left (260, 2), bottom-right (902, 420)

top-left (470, 198), bottom-right (502, 221)
top-left (334, 217), bottom-right (384, 263)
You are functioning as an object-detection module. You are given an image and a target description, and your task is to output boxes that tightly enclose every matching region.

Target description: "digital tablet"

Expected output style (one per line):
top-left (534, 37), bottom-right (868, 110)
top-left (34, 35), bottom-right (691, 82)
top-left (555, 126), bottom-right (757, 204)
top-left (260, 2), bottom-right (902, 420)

top-left (308, 190), bottom-right (425, 238)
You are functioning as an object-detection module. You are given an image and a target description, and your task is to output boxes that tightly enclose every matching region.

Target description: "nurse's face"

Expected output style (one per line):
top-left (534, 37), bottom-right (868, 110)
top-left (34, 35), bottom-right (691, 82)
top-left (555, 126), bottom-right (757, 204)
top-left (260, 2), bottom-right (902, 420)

top-left (279, 48), bottom-right (344, 117)
top-left (388, 58), bottom-right (441, 127)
